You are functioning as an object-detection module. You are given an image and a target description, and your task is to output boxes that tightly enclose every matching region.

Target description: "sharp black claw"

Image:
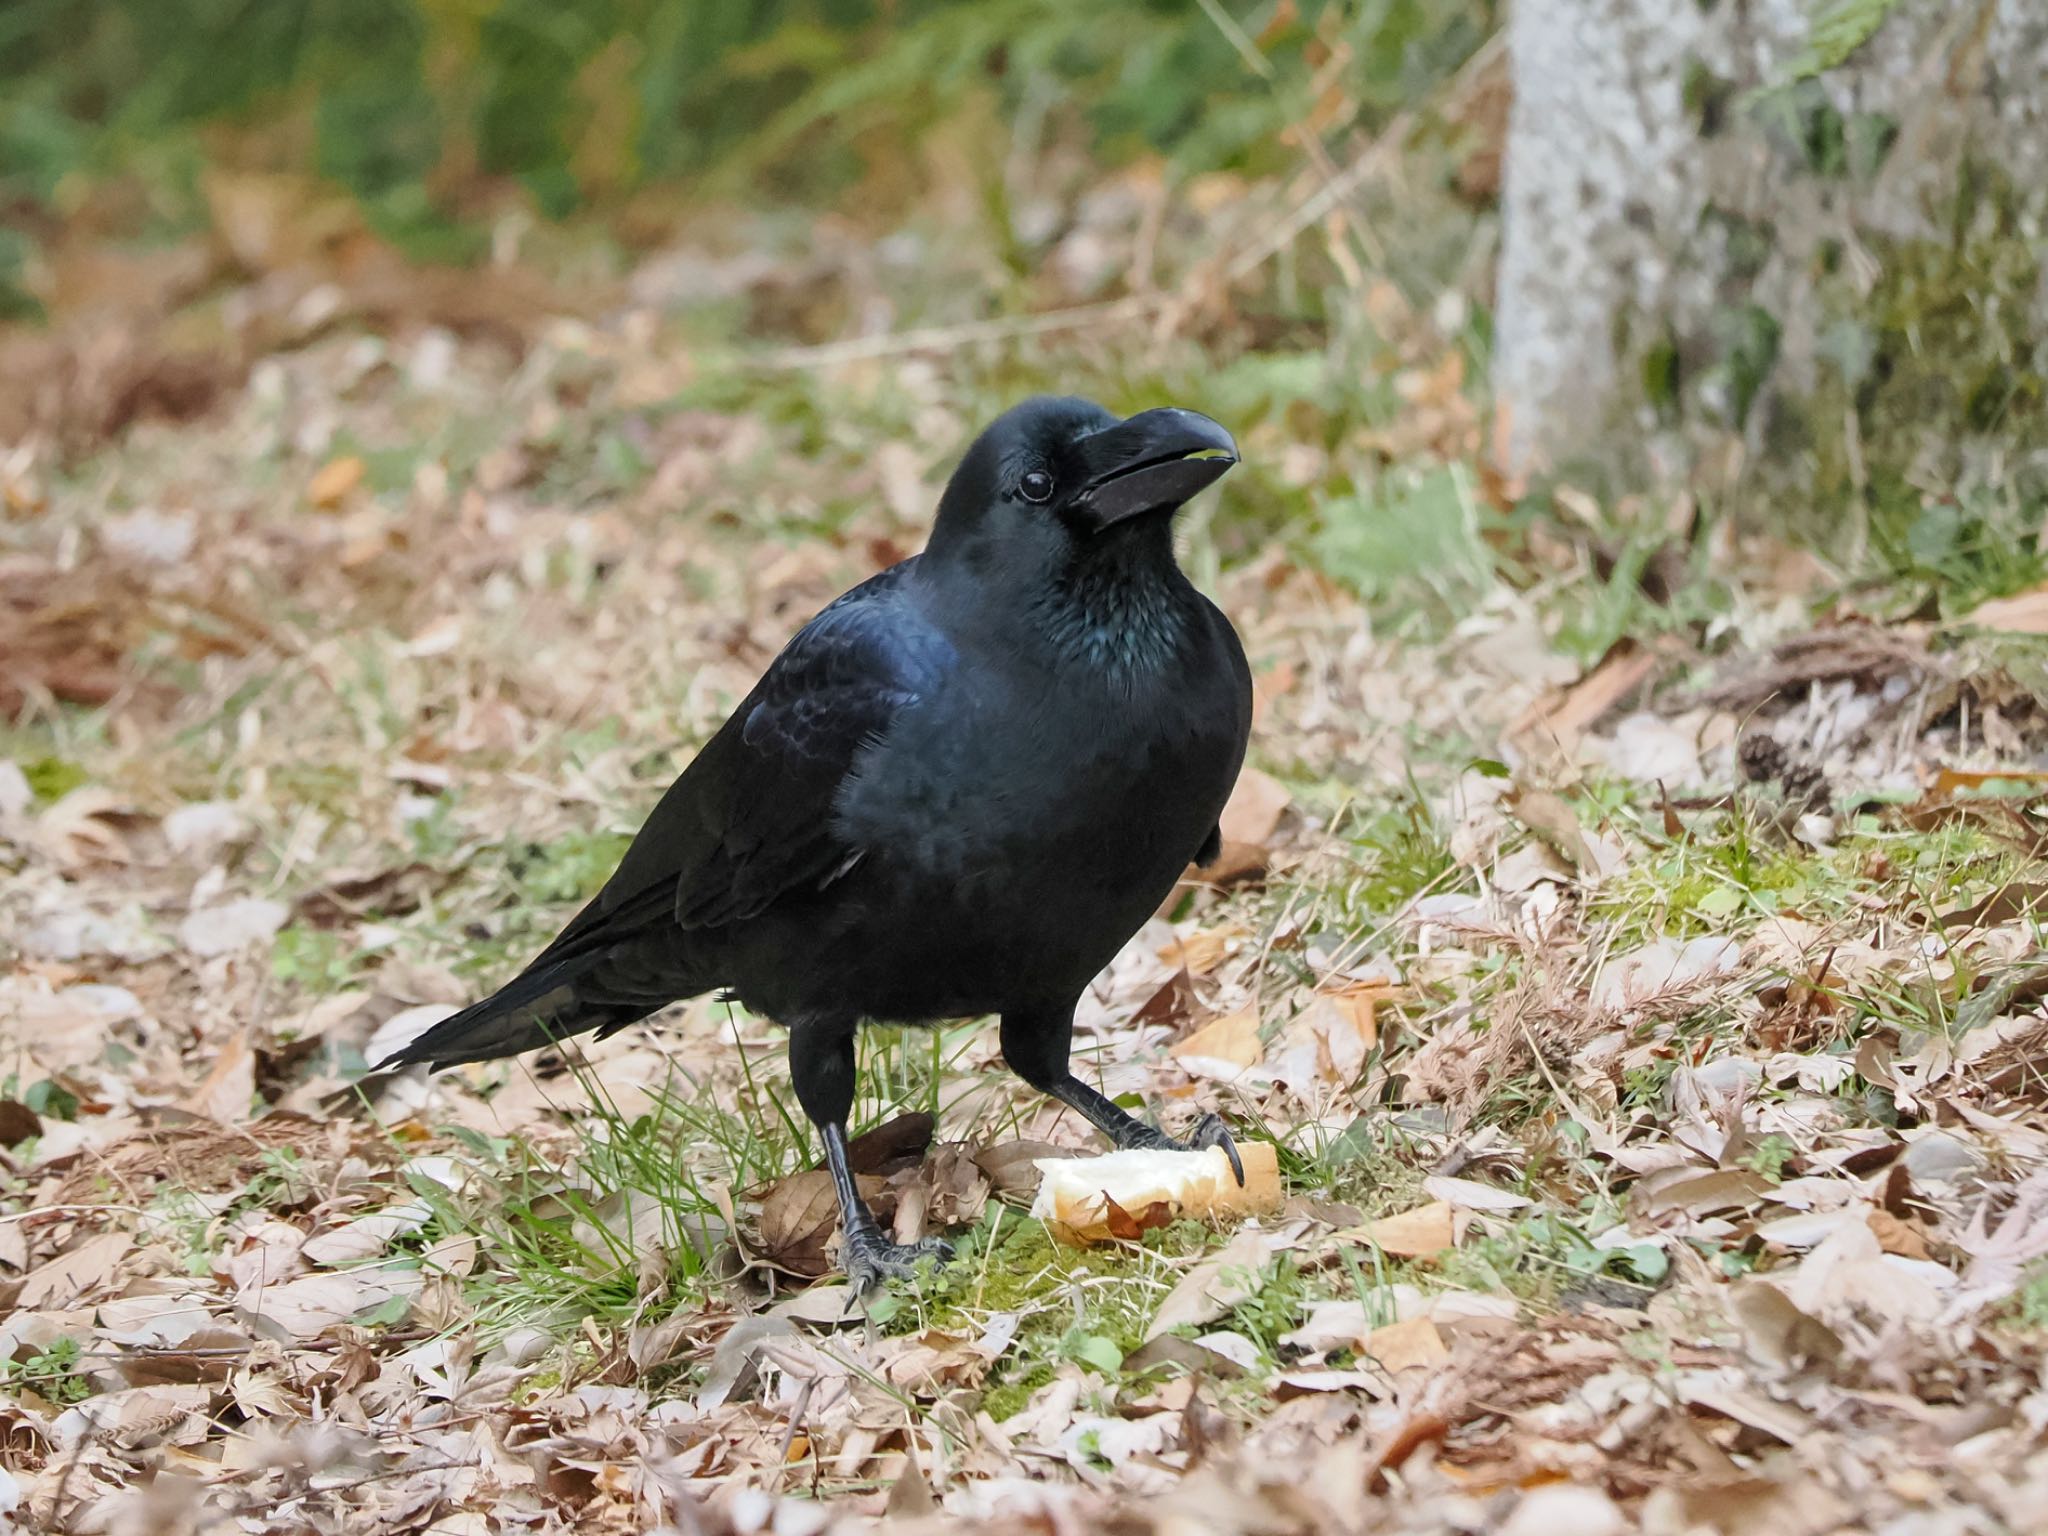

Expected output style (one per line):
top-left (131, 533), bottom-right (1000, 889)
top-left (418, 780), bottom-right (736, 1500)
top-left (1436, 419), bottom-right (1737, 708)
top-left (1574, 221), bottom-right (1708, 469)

top-left (1192, 1114), bottom-right (1246, 1187)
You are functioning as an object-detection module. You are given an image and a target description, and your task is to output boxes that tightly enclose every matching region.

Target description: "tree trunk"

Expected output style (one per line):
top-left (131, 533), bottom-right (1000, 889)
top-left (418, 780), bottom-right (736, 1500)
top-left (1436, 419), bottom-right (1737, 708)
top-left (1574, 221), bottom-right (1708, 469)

top-left (1493, 0), bottom-right (2048, 508)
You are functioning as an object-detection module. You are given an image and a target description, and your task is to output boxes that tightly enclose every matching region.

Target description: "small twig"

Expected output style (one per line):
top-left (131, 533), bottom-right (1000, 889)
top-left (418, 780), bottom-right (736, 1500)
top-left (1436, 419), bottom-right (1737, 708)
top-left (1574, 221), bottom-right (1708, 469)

top-left (68, 1344), bottom-right (252, 1362)
top-left (230, 1456), bottom-right (477, 1514)
top-left (751, 295), bottom-right (1165, 372)
top-left (775, 1374), bottom-right (816, 1490)
top-left (0, 1202), bottom-right (156, 1223)
top-left (1193, 0), bottom-right (1275, 80)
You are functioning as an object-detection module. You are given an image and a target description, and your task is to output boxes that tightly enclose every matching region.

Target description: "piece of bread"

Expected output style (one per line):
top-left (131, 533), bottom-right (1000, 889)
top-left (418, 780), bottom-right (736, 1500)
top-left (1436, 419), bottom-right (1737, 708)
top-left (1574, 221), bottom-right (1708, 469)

top-left (1030, 1142), bottom-right (1283, 1244)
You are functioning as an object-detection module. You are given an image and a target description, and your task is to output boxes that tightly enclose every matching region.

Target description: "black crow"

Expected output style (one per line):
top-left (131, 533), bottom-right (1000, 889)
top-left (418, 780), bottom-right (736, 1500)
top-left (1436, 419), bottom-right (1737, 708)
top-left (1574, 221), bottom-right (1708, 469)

top-left (382, 396), bottom-right (1253, 1288)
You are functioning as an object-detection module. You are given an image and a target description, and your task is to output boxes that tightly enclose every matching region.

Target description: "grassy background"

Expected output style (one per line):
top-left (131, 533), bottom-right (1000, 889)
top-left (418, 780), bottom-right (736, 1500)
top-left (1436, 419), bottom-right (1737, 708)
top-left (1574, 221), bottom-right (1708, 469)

top-left (2, 1), bottom-right (1493, 258)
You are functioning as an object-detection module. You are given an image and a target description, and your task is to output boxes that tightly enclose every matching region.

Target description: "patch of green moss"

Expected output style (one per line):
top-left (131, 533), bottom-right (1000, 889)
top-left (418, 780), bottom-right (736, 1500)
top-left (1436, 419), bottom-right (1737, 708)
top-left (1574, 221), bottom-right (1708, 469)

top-left (2000, 1262), bottom-right (2048, 1333)
top-left (892, 1207), bottom-right (1224, 1413)
top-left (1683, 57), bottom-right (1737, 138)
top-left (1755, 78), bottom-right (1889, 180)
top-left (1643, 331), bottom-right (1682, 416)
top-left (1787, 162), bottom-right (2048, 599)
top-left (922, 1212), bottom-right (1210, 1333)
top-left (22, 756), bottom-right (88, 803)
top-left (1717, 302), bottom-right (1783, 423)
top-left (517, 1367), bottom-right (565, 1401)
top-left (1709, 209), bottom-right (1776, 287)
top-left (981, 1364), bottom-right (1055, 1421)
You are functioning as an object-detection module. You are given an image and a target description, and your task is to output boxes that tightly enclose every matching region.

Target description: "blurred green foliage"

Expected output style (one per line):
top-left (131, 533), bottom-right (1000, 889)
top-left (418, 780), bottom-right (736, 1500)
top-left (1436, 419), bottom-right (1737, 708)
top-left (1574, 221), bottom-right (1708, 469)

top-left (1780, 0), bottom-right (1904, 82)
top-left (2, 0), bottom-right (1494, 251)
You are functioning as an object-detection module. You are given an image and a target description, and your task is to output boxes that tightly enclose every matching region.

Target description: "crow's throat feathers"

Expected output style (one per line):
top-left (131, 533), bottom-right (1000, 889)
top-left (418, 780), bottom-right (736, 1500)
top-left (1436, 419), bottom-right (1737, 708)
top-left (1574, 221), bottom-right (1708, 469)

top-left (1029, 512), bottom-right (1191, 677)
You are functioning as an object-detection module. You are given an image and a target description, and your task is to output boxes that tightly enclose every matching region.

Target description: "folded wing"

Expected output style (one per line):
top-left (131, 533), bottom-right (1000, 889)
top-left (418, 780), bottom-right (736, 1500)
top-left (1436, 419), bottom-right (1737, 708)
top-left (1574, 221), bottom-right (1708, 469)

top-left (382, 560), bottom-right (949, 1068)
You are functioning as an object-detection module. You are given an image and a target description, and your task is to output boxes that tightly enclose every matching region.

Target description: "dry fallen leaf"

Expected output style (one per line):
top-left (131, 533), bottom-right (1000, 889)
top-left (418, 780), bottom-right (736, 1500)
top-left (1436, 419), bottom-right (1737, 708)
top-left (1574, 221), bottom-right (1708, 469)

top-left (163, 801), bottom-right (252, 861)
top-left (1319, 984), bottom-right (1387, 1050)
top-left (1726, 1278), bottom-right (1843, 1377)
top-left (752, 1168), bottom-right (851, 1278)
top-left (1359, 1316), bottom-right (1448, 1374)
top-left (768, 1284), bottom-right (865, 1328)
top-left (1422, 1174), bottom-right (1532, 1213)
top-left (886, 1448), bottom-right (940, 1517)
top-left (1292, 989), bottom-right (1381, 1087)
top-left (235, 1268), bottom-right (421, 1342)
top-left (1169, 1009), bottom-right (1262, 1069)
top-left (974, 1139), bottom-right (1069, 1204)
top-left (1361, 1200), bottom-right (1456, 1258)
top-left (1499, 1484), bottom-right (1628, 1536)
top-left (301, 1203), bottom-right (432, 1266)
top-left (178, 897), bottom-right (289, 958)
top-left (182, 1033), bottom-right (256, 1123)
top-left (915, 1141), bottom-right (992, 1229)
top-left (1505, 785), bottom-right (1594, 871)
top-left (840, 1110), bottom-right (936, 1174)
top-left (1218, 766), bottom-right (1290, 848)
top-left (307, 455), bottom-right (366, 509)
top-left (1960, 583), bottom-right (2048, 635)
top-left (883, 1331), bottom-right (992, 1394)
top-left (1280, 1287), bottom-right (1515, 1355)
top-left (1512, 641), bottom-right (1657, 748)
top-left (1164, 923), bottom-right (1248, 976)
top-left (1938, 881), bottom-right (2048, 929)
top-left (18, 1230), bottom-right (134, 1309)
top-left (1641, 1473), bottom-right (1851, 1536)
top-left (696, 1316), bottom-right (795, 1410)
top-left (1864, 1208), bottom-right (1931, 1261)
top-left (1634, 1167), bottom-right (1774, 1221)
top-left (1599, 710), bottom-right (1704, 787)
top-left (0, 1098), bottom-right (41, 1148)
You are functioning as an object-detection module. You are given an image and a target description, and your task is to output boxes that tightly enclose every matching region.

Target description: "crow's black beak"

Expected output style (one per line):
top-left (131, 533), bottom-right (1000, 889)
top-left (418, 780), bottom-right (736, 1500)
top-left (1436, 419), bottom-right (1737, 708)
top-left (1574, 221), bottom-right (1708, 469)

top-left (1074, 408), bottom-right (1238, 530)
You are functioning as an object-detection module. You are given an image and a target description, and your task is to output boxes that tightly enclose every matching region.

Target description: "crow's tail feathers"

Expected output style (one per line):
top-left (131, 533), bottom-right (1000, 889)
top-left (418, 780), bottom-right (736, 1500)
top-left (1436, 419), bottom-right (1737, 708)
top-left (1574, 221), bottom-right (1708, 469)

top-left (375, 952), bottom-right (655, 1071)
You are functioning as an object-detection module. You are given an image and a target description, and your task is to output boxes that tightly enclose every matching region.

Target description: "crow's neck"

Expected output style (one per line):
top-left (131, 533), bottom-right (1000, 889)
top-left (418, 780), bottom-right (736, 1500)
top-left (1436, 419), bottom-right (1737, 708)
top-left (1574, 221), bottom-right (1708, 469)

top-left (1034, 514), bottom-right (1190, 676)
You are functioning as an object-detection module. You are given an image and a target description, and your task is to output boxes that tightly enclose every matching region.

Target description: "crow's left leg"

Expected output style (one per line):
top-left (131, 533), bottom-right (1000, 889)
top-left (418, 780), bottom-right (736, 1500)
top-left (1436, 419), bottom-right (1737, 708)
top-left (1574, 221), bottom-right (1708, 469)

top-left (787, 1012), bottom-right (952, 1290)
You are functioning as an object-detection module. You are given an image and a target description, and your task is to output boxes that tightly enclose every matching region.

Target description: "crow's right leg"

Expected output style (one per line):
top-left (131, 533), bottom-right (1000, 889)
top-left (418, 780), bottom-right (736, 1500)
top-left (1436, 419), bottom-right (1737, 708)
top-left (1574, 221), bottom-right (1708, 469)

top-left (1000, 1005), bottom-right (1244, 1185)
top-left (787, 1013), bottom-right (951, 1291)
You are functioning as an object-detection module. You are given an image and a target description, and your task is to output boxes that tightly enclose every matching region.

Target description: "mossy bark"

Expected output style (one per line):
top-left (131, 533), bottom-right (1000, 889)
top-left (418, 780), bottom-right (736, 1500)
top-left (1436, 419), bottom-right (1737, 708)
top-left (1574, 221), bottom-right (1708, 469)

top-left (1495, 0), bottom-right (2048, 543)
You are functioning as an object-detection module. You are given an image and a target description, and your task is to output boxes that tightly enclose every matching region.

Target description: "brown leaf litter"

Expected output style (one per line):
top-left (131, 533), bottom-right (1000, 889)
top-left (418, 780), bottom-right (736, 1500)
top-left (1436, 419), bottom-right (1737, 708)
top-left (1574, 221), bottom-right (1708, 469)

top-left (6, 212), bottom-right (2048, 1536)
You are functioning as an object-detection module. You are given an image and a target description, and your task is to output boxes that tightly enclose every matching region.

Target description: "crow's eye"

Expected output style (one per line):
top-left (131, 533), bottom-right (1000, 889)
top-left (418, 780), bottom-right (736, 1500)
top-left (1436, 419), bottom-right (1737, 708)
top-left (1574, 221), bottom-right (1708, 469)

top-left (1019, 469), bottom-right (1054, 504)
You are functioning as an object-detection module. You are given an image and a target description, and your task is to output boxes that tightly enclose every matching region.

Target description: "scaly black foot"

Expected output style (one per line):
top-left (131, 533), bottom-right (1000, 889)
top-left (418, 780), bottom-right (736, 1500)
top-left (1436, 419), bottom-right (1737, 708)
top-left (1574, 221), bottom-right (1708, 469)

top-left (842, 1228), bottom-right (952, 1293)
top-left (813, 1116), bottom-right (952, 1291)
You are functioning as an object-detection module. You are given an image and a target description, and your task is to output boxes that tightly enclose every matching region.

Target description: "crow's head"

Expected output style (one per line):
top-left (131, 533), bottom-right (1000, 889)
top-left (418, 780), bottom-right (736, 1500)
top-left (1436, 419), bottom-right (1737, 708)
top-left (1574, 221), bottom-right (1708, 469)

top-left (925, 396), bottom-right (1237, 573)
